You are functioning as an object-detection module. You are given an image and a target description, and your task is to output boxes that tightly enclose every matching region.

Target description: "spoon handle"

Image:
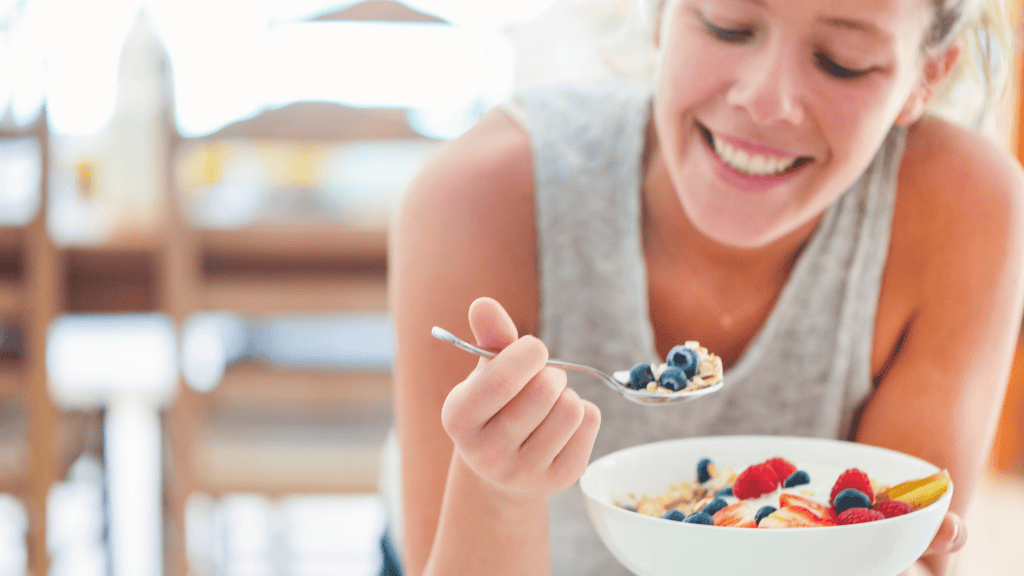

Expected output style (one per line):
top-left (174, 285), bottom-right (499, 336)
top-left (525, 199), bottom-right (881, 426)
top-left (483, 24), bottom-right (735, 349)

top-left (430, 326), bottom-right (498, 359)
top-left (430, 326), bottom-right (617, 382)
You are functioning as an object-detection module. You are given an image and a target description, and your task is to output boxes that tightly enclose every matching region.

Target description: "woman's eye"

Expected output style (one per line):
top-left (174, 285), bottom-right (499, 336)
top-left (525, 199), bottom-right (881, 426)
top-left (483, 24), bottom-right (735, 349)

top-left (703, 20), bottom-right (753, 43)
top-left (814, 52), bottom-right (871, 79)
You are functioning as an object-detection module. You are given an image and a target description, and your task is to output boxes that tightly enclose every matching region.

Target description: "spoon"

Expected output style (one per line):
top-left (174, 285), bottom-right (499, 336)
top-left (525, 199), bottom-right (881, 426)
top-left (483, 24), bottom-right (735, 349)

top-left (431, 326), bottom-right (723, 406)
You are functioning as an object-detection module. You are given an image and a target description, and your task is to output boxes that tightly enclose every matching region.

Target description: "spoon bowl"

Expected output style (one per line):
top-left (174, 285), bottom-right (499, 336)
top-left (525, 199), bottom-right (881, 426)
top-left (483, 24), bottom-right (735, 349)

top-left (431, 327), bottom-right (722, 406)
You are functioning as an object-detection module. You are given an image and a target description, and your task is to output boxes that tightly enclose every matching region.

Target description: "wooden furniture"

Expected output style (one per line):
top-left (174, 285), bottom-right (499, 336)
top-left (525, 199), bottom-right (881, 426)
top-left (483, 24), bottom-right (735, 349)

top-left (160, 102), bottom-right (418, 576)
top-left (0, 116), bottom-right (58, 576)
top-left (0, 114), bottom-right (109, 576)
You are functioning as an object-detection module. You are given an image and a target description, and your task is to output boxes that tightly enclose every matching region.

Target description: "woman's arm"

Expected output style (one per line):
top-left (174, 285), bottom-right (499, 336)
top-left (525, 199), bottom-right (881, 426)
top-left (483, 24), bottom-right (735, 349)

top-left (861, 117), bottom-right (1024, 576)
top-left (389, 110), bottom-right (599, 575)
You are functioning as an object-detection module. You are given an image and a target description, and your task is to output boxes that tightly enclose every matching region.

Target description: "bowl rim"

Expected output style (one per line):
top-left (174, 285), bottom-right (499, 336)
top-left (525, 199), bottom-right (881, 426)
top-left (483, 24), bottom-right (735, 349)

top-left (580, 434), bottom-right (954, 532)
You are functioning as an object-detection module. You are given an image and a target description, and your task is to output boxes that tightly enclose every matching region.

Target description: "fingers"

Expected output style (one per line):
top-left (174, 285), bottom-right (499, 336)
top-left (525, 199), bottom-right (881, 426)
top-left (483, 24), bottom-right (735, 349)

top-left (469, 297), bottom-right (519, 358)
top-left (442, 335), bottom-right (549, 436)
top-left (479, 366), bottom-right (568, 451)
top-left (517, 386), bottom-right (587, 467)
top-left (439, 297), bottom-right (603, 498)
top-left (547, 399), bottom-right (601, 487)
top-left (923, 512), bottom-right (968, 556)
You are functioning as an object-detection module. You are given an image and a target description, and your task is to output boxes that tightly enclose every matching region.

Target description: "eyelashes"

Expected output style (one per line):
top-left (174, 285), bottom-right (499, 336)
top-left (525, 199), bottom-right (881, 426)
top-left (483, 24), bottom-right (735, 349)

top-left (704, 20), bottom-right (754, 43)
top-left (696, 11), bottom-right (875, 80)
top-left (813, 52), bottom-right (872, 79)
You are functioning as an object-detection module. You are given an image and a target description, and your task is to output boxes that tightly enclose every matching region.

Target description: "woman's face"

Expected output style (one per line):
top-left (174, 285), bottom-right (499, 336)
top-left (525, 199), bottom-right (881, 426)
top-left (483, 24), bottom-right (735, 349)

top-left (652, 0), bottom-right (935, 247)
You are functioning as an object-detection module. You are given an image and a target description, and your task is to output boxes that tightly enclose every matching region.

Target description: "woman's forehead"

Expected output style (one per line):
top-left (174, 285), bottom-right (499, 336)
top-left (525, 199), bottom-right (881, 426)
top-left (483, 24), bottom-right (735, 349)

top-left (659, 0), bottom-right (932, 21)
top-left (659, 0), bottom-right (934, 40)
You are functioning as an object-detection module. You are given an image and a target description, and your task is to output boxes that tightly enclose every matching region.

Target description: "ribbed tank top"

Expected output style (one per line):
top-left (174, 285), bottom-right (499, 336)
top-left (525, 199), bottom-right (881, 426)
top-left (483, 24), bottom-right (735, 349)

top-left (503, 79), bottom-right (906, 575)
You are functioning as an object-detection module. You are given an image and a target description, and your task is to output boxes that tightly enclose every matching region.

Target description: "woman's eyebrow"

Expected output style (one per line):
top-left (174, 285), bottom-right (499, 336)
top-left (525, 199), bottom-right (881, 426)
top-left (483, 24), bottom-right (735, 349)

top-left (818, 15), bottom-right (894, 44)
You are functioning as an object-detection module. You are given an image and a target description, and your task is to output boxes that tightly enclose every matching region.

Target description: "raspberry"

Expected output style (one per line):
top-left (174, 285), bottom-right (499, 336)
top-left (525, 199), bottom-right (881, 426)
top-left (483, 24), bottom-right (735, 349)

top-left (764, 457), bottom-right (797, 484)
top-left (837, 508), bottom-right (885, 525)
top-left (874, 500), bottom-right (913, 519)
top-left (733, 463), bottom-right (779, 500)
top-left (830, 468), bottom-right (874, 505)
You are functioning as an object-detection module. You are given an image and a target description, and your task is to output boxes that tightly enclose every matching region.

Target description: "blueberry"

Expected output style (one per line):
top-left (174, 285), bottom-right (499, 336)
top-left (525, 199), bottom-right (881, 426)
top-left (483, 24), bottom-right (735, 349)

top-left (659, 366), bottom-right (688, 392)
top-left (754, 505), bottom-right (777, 526)
top-left (666, 346), bottom-right (699, 378)
top-left (683, 511), bottom-right (714, 525)
top-left (715, 487), bottom-right (734, 498)
top-left (784, 470), bottom-right (810, 488)
top-left (696, 457), bottom-right (714, 483)
top-left (833, 488), bottom-right (872, 515)
top-left (702, 497), bottom-right (728, 517)
top-left (628, 363), bottom-right (654, 390)
top-left (662, 509), bottom-right (686, 522)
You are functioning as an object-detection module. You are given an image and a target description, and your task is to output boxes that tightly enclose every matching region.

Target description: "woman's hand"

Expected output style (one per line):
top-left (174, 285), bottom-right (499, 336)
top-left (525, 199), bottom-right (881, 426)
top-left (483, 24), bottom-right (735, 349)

top-left (440, 296), bottom-right (602, 500)
top-left (898, 512), bottom-right (968, 576)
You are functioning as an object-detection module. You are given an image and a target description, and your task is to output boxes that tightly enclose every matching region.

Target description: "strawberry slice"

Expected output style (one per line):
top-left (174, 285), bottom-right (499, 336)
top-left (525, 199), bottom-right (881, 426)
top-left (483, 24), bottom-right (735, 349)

top-left (712, 501), bottom-right (757, 528)
top-left (758, 505), bottom-right (837, 528)
top-left (778, 493), bottom-right (838, 524)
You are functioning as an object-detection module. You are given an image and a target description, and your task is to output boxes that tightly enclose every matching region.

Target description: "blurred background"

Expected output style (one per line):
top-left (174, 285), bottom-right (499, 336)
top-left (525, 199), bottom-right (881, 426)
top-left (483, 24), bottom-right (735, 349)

top-left (0, 0), bottom-right (1021, 575)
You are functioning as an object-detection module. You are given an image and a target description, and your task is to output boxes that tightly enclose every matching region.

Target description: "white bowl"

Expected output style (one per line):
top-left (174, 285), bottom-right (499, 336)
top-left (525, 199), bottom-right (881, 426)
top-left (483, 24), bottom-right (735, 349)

top-left (579, 435), bottom-right (953, 576)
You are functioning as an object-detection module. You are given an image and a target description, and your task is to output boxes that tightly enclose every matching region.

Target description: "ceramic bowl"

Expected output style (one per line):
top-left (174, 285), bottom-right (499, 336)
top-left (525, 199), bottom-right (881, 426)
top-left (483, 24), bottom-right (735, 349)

top-left (579, 435), bottom-right (952, 576)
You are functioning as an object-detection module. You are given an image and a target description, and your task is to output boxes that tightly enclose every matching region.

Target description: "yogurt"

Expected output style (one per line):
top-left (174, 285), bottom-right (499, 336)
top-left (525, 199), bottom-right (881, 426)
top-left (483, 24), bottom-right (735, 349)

top-left (719, 462), bottom-right (846, 512)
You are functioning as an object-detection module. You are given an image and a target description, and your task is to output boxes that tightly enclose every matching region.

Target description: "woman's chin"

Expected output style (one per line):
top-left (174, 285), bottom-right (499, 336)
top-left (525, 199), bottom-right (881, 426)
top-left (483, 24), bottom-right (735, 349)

top-left (688, 212), bottom-right (778, 249)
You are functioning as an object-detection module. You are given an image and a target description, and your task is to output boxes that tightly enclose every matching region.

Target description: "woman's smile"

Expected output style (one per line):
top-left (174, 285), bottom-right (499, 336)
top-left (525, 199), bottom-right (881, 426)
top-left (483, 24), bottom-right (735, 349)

top-left (696, 121), bottom-right (814, 192)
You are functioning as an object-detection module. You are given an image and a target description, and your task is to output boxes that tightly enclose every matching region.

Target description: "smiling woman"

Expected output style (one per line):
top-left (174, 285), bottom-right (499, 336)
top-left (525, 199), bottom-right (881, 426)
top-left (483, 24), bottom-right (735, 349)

top-left (386, 0), bottom-right (1024, 575)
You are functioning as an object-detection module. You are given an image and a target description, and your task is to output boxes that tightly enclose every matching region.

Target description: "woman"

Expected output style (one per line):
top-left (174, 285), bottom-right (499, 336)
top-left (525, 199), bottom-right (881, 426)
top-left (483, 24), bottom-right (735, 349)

top-left (386, 0), bottom-right (1024, 574)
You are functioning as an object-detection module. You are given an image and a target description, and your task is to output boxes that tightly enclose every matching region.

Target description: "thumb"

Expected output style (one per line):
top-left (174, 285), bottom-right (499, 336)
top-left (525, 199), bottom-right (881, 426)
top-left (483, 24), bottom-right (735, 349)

top-left (468, 297), bottom-right (519, 364)
top-left (924, 512), bottom-right (967, 556)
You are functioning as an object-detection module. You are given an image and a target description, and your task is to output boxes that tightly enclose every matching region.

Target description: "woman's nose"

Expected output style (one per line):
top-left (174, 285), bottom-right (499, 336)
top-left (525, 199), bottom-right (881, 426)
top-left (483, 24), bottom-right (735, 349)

top-left (726, 43), bottom-right (805, 126)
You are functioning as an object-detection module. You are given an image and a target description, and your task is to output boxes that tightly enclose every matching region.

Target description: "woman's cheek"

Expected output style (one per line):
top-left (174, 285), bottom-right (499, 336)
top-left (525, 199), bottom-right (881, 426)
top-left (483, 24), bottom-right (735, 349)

top-left (657, 46), bottom-right (734, 109)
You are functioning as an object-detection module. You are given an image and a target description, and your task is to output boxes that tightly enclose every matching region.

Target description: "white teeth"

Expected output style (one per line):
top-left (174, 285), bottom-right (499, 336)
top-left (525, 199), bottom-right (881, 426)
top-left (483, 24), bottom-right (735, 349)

top-left (711, 134), bottom-right (800, 176)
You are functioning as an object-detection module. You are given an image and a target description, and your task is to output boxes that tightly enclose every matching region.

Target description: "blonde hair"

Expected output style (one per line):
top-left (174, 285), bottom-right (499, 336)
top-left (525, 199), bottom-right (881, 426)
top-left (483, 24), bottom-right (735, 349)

top-left (925, 0), bottom-right (1014, 127)
top-left (602, 0), bottom-right (1015, 127)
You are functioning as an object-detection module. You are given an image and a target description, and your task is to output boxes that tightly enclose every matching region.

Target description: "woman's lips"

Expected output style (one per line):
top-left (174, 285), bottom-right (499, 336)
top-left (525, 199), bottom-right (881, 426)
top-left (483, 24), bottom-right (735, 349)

top-left (715, 132), bottom-right (804, 159)
top-left (696, 123), bottom-right (813, 192)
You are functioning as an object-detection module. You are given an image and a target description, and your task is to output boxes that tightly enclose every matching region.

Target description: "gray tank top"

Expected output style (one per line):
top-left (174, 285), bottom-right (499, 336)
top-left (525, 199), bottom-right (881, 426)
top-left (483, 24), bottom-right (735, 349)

top-left (503, 79), bottom-right (906, 575)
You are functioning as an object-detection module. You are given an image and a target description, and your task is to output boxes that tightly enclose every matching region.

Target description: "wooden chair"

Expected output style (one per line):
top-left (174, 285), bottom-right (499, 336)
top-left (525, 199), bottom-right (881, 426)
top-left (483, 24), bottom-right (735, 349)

top-left (159, 101), bottom-right (433, 576)
top-left (0, 114), bottom-right (114, 576)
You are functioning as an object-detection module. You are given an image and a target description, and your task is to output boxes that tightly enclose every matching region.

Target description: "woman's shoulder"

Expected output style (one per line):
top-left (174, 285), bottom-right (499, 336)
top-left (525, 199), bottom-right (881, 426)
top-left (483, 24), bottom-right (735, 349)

top-left (886, 114), bottom-right (1024, 307)
top-left (872, 116), bottom-right (1024, 376)
top-left (898, 115), bottom-right (1024, 227)
top-left (399, 108), bottom-right (535, 227)
top-left (390, 108), bottom-right (540, 331)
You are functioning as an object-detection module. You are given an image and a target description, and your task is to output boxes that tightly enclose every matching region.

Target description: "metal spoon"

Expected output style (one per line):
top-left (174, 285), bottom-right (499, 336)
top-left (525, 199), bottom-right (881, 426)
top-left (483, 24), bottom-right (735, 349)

top-left (431, 326), bottom-right (723, 406)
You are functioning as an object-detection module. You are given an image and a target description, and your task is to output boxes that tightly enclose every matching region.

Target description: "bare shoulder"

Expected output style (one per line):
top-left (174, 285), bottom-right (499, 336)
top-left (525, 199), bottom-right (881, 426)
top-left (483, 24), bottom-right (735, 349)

top-left (389, 106), bottom-right (540, 356)
top-left (891, 116), bottom-right (1024, 275)
top-left (874, 116), bottom-right (1024, 374)
top-left (898, 116), bottom-right (1024, 238)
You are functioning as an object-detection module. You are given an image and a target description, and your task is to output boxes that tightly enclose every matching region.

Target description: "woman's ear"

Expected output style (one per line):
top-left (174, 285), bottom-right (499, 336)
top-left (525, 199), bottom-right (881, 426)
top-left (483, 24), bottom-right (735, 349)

top-left (895, 40), bottom-right (962, 126)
